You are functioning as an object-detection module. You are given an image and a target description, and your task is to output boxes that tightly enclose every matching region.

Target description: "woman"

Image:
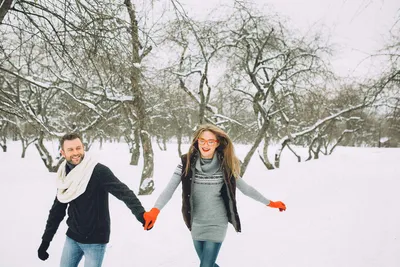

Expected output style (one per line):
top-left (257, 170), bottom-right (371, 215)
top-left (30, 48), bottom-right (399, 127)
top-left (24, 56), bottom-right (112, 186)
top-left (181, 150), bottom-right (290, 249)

top-left (144, 124), bottom-right (286, 267)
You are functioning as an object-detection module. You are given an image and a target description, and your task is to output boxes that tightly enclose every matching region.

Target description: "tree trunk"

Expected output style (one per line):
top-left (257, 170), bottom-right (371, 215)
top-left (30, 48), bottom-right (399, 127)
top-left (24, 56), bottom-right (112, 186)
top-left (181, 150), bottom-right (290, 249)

top-left (322, 140), bottom-right (328, 155)
top-left (83, 135), bottom-right (92, 151)
top-left (261, 135), bottom-right (275, 170)
top-left (162, 136), bottom-right (167, 151)
top-left (35, 132), bottom-right (64, 172)
top-left (329, 130), bottom-right (357, 155)
top-left (156, 135), bottom-right (167, 151)
top-left (177, 126), bottom-right (183, 157)
top-left (240, 121), bottom-right (269, 176)
top-left (313, 139), bottom-right (322, 159)
top-left (287, 144), bottom-right (301, 162)
top-left (138, 130), bottom-right (154, 195)
top-left (124, 0), bottom-right (154, 195)
top-left (21, 139), bottom-right (27, 158)
top-left (274, 139), bottom-right (290, 168)
top-left (199, 94), bottom-right (206, 124)
top-left (306, 137), bottom-right (318, 161)
top-left (0, 135), bottom-right (6, 152)
top-left (378, 126), bottom-right (382, 147)
top-left (130, 128), bottom-right (140, 165)
top-left (20, 137), bottom-right (38, 158)
top-left (0, 0), bottom-right (13, 25)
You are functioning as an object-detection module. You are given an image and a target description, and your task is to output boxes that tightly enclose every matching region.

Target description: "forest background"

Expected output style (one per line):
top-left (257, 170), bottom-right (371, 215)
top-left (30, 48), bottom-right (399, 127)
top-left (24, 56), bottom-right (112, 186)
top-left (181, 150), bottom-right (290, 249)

top-left (0, 0), bottom-right (399, 194)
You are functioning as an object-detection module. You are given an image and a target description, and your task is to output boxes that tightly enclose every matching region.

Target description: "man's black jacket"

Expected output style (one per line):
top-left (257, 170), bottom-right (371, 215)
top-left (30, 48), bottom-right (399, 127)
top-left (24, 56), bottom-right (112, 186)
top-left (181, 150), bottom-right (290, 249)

top-left (41, 163), bottom-right (145, 244)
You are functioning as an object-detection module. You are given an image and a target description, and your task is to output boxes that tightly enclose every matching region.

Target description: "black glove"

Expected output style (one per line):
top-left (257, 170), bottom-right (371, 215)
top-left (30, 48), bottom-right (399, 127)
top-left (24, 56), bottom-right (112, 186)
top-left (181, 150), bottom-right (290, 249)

top-left (38, 240), bottom-right (50, 261)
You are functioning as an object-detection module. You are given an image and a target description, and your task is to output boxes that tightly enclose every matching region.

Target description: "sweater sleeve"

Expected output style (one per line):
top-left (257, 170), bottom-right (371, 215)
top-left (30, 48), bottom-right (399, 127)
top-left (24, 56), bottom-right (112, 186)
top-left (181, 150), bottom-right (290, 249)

top-left (98, 165), bottom-right (146, 225)
top-left (154, 164), bottom-right (182, 210)
top-left (41, 196), bottom-right (68, 242)
top-left (236, 178), bottom-right (270, 205)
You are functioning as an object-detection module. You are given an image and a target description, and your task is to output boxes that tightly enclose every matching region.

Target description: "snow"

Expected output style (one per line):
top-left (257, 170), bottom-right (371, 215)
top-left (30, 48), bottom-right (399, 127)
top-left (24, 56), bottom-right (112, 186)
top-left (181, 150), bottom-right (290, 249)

top-left (380, 137), bottom-right (389, 143)
top-left (1, 141), bottom-right (399, 267)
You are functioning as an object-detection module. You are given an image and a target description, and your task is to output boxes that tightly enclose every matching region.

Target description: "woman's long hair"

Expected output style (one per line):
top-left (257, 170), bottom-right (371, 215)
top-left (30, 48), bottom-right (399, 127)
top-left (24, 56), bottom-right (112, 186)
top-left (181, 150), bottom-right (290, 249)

top-left (184, 124), bottom-right (241, 179)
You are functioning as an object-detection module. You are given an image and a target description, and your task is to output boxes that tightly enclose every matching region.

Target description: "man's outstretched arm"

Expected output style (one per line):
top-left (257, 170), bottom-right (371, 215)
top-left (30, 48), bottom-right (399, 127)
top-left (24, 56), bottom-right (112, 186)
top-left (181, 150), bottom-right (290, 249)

top-left (99, 164), bottom-right (146, 225)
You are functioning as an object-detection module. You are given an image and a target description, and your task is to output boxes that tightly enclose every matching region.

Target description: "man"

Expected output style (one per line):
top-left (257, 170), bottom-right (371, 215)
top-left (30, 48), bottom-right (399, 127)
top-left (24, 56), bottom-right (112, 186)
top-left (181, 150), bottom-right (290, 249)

top-left (38, 133), bottom-right (146, 267)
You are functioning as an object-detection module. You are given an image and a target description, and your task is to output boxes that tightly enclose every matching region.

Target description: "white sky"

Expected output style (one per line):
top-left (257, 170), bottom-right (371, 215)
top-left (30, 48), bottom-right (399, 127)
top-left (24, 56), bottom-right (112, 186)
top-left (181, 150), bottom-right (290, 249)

top-left (1, 141), bottom-right (400, 266)
top-left (166, 0), bottom-right (400, 78)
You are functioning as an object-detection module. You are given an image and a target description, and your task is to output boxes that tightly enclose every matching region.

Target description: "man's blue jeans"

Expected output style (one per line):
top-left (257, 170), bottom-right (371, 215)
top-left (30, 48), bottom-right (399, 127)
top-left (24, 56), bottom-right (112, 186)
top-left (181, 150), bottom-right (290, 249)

top-left (193, 240), bottom-right (222, 267)
top-left (60, 236), bottom-right (107, 267)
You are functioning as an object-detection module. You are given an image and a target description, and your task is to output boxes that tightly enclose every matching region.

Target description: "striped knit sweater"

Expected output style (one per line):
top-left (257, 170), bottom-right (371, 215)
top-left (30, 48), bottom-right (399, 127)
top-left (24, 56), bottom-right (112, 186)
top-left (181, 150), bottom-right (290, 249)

top-left (155, 154), bottom-right (270, 242)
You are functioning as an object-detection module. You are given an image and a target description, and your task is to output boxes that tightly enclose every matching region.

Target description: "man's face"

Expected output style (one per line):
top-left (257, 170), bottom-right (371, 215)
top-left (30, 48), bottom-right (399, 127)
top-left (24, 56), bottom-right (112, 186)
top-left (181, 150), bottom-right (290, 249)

top-left (60, 138), bottom-right (85, 165)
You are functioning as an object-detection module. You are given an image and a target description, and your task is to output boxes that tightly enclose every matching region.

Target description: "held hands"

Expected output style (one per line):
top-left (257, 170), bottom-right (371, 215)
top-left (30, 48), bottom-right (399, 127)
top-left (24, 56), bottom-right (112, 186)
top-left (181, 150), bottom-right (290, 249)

top-left (37, 240), bottom-right (50, 261)
top-left (143, 207), bottom-right (160, 230)
top-left (268, 200), bottom-right (286, 212)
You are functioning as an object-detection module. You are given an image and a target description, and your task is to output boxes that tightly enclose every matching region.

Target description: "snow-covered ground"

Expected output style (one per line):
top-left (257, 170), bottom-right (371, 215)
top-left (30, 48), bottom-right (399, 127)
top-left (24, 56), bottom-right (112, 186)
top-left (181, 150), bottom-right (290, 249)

top-left (1, 141), bottom-right (399, 267)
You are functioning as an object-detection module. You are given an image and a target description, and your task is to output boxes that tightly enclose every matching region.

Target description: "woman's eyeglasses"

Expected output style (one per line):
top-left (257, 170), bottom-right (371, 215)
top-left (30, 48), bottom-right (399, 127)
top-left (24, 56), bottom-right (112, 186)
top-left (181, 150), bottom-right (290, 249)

top-left (198, 138), bottom-right (218, 146)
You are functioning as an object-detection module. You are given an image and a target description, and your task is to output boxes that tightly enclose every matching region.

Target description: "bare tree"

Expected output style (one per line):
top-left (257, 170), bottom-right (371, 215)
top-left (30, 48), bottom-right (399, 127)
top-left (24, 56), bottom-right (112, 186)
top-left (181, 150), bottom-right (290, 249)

top-left (224, 4), bottom-right (332, 174)
top-left (166, 0), bottom-right (237, 125)
top-left (274, 70), bottom-right (399, 167)
top-left (124, 0), bottom-right (155, 195)
top-left (0, 119), bottom-right (9, 152)
top-left (0, 0), bottom-right (147, 171)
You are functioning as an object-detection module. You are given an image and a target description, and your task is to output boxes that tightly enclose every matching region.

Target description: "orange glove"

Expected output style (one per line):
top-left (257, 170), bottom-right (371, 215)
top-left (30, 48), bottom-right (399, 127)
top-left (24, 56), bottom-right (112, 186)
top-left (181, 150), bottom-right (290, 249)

top-left (268, 200), bottom-right (286, 212)
top-left (143, 208), bottom-right (160, 230)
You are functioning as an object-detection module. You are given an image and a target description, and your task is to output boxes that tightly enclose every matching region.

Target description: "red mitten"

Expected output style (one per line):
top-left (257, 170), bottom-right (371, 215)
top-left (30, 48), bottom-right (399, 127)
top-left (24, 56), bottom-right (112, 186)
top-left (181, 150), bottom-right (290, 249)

top-left (268, 201), bottom-right (286, 212)
top-left (143, 208), bottom-right (160, 230)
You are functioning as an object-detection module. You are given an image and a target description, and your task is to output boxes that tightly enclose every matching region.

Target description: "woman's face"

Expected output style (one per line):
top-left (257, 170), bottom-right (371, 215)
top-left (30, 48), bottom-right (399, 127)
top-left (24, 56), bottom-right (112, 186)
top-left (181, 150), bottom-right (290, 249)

top-left (197, 130), bottom-right (219, 159)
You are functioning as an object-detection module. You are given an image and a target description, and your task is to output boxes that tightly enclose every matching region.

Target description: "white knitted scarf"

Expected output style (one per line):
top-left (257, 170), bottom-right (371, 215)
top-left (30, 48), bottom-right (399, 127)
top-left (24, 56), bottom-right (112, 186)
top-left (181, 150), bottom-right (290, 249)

top-left (56, 153), bottom-right (98, 203)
